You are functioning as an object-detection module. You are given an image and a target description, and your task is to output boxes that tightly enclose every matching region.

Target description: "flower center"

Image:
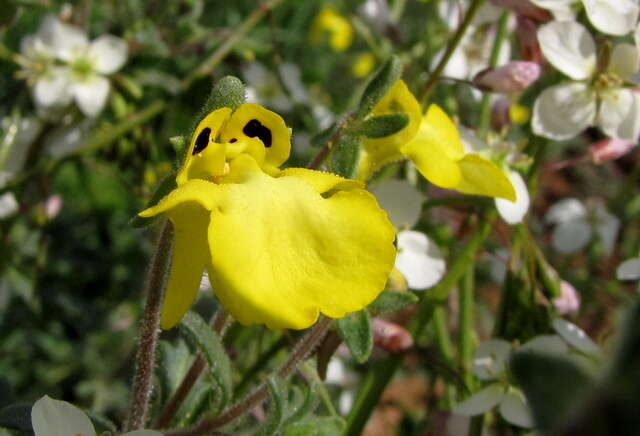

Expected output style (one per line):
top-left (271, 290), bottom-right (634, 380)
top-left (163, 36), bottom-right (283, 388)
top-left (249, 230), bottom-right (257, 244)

top-left (593, 72), bottom-right (623, 93)
top-left (70, 56), bottom-right (95, 81)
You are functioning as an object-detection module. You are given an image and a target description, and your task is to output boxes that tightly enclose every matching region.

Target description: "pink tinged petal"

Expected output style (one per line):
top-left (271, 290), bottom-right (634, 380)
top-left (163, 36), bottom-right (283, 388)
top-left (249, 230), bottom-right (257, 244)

top-left (552, 318), bottom-right (600, 355)
top-left (473, 62), bottom-right (541, 94)
top-left (553, 281), bottom-right (581, 315)
top-left (551, 220), bottom-right (592, 254)
top-left (371, 179), bottom-right (423, 229)
top-left (589, 137), bottom-right (635, 164)
top-left (532, 82), bottom-right (597, 140)
top-left (617, 257), bottom-right (640, 280)
top-left (72, 76), bottom-right (110, 117)
top-left (395, 230), bottom-right (446, 290)
top-left (473, 339), bottom-right (512, 380)
top-left (453, 384), bottom-right (505, 416)
top-left (537, 21), bottom-right (596, 80)
top-left (31, 395), bottom-right (97, 436)
top-left (372, 318), bottom-right (414, 353)
top-left (33, 67), bottom-right (72, 108)
top-left (582, 0), bottom-right (639, 37)
top-left (608, 44), bottom-right (639, 82)
top-left (44, 194), bottom-right (63, 219)
top-left (495, 171), bottom-right (530, 224)
top-left (499, 390), bottom-right (534, 428)
top-left (89, 35), bottom-right (128, 74)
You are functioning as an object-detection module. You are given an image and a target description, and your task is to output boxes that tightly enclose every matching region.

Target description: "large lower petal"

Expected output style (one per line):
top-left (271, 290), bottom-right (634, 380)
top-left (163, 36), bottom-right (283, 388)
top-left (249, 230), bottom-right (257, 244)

top-left (597, 88), bottom-right (640, 141)
top-left (208, 156), bottom-right (396, 329)
top-left (71, 75), bottom-right (110, 117)
top-left (532, 82), bottom-right (597, 140)
top-left (455, 154), bottom-right (516, 201)
top-left (537, 21), bottom-right (596, 80)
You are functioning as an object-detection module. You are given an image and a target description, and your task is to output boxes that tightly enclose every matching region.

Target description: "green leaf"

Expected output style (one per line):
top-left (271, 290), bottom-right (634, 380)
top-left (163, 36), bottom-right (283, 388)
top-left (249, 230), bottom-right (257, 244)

top-left (356, 56), bottom-right (403, 119)
top-left (283, 383), bottom-right (318, 428)
top-left (337, 310), bottom-right (373, 363)
top-left (130, 173), bottom-right (177, 227)
top-left (510, 351), bottom-right (593, 432)
top-left (169, 136), bottom-right (187, 155)
top-left (609, 300), bottom-right (640, 377)
top-left (284, 416), bottom-right (346, 436)
top-left (0, 403), bottom-right (32, 432)
top-left (201, 75), bottom-right (246, 115)
top-left (368, 291), bottom-right (418, 315)
top-left (156, 339), bottom-right (192, 403)
top-left (255, 376), bottom-right (287, 436)
top-left (328, 134), bottom-right (360, 179)
top-left (178, 312), bottom-right (233, 411)
top-left (357, 113), bottom-right (409, 139)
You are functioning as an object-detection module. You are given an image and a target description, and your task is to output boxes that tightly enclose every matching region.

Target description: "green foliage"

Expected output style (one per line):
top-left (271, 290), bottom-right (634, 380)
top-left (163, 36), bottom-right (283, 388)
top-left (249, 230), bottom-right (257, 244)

top-left (284, 416), bottom-right (346, 436)
top-left (356, 56), bottom-right (403, 119)
top-left (327, 134), bottom-right (360, 179)
top-left (368, 290), bottom-right (418, 315)
top-left (337, 310), bottom-right (373, 364)
top-left (357, 113), bottom-right (409, 139)
top-left (255, 376), bottom-right (288, 436)
top-left (0, 403), bottom-right (32, 433)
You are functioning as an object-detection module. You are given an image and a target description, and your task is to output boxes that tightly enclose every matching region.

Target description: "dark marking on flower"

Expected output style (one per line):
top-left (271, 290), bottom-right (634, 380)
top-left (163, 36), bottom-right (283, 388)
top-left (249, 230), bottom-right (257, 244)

top-left (229, 138), bottom-right (237, 143)
top-left (243, 119), bottom-right (272, 147)
top-left (192, 127), bottom-right (211, 155)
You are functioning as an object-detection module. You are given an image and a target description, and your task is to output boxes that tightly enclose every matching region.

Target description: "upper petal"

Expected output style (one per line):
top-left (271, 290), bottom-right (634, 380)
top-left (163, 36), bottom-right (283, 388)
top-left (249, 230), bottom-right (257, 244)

top-left (207, 155), bottom-right (396, 329)
top-left (532, 82), bottom-right (597, 140)
top-left (89, 35), bottom-right (128, 74)
top-left (495, 170), bottom-right (530, 224)
top-left (32, 395), bottom-right (96, 436)
top-left (39, 14), bottom-right (89, 62)
top-left (608, 43), bottom-right (639, 81)
top-left (583, 0), bottom-right (639, 37)
top-left (454, 154), bottom-right (516, 201)
top-left (395, 230), bottom-right (446, 290)
top-left (537, 20), bottom-right (596, 80)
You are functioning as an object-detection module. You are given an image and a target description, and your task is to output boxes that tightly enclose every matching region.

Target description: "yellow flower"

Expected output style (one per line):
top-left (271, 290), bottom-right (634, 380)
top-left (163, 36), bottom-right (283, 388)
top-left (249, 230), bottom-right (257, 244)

top-left (309, 6), bottom-right (354, 52)
top-left (357, 81), bottom-right (516, 201)
top-left (139, 103), bottom-right (396, 330)
top-left (352, 52), bottom-right (377, 78)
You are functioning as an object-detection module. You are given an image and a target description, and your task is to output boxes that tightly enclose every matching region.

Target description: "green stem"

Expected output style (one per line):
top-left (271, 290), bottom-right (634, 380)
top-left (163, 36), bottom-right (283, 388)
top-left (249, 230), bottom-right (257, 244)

top-left (345, 213), bottom-right (496, 435)
top-left (126, 221), bottom-right (172, 431)
top-left (433, 305), bottom-right (456, 407)
top-left (459, 266), bottom-right (475, 392)
top-left (478, 11), bottom-right (510, 133)
top-left (419, 0), bottom-right (486, 107)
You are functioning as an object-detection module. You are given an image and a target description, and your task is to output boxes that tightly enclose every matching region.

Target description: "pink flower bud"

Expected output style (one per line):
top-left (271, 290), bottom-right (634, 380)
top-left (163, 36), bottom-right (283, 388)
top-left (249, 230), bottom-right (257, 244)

top-left (589, 138), bottom-right (636, 164)
top-left (373, 318), bottom-right (413, 353)
top-left (44, 194), bottom-right (63, 219)
top-left (490, 0), bottom-right (552, 22)
top-left (473, 61), bottom-right (541, 93)
top-left (553, 281), bottom-right (580, 315)
top-left (517, 16), bottom-right (543, 63)
top-left (491, 97), bottom-right (511, 130)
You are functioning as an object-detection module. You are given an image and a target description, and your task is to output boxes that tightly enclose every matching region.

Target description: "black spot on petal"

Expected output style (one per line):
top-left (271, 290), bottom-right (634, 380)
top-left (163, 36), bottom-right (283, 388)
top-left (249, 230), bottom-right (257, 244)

top-left (243, 119), bottom-right (272, 147)
top-left (229, 138), bottom-right (237, 143)
top-left (192, 127), bottom-right (211, 155)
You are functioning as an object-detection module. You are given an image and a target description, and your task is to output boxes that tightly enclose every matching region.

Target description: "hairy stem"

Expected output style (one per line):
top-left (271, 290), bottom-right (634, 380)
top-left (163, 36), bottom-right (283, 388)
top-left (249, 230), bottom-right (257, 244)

top-left (126, 221), bottom-right (172, 430)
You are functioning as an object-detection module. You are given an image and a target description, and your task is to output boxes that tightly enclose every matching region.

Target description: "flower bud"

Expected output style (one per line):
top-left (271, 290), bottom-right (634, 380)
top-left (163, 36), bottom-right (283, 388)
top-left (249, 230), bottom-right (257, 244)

top-left (589, 137), bottom-right (636, 164)
top-left (473, 61), bottom-right (541, 93)
top-left (552, 281), bottom-right (580, 315)
top-left (373, 318), bottom-right (413, 353)
top-left (44, 194), bottom-right (63, 219)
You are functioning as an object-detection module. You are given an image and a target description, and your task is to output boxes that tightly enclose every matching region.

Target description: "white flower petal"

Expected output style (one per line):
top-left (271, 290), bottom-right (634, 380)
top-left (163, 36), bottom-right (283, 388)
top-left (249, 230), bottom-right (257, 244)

top-left (582, 0), bottom-right (639, 37)
top-left (617, 257), bottom-right (640, 280)
top-left (72, 76), bottom-right (110, 117)
top-left (20, 34), bottom-right (54, 60)
top-left (537, 21), bottom-right (596, 80)
top-left (371, 180), bottom-right (423, 229)
top-left (45, 119), bottom-right (94, 158)
top-left (495, 171), bottom-right (530, 224)
top-left (453, 384), bottom-right (505, 416)
top-left (395, 230), bottom-right (446, 290)
top-left (532, 83), bottom-right (597, 140)
top-left (0, 192), bottom-right (19, 219)
top-left (551, 220), bottom-right (592, 254)
top-left (552, 318), bottom-right (600, 355)
top-left (31, 395), bottom-right (96, 436)
top-left (545, 198), bottom-right (587, 224)
top-left (39, 15), bottom-right (89, 62)
top-left (325, 357), bottom-right (348, 385)
top-left (473, 339), bottom-right (512, 380)
top-left (520, 334), bottom-right (569, 355)
top-left (89, 35), bottom-right (128, 74)
top-left (599, 89), bottom-right (640, 141)
top-left (530, 0), bottom-right (575, 21)
top-left (33, 67), bottom-right (72, 108)
top-left (499, 390), bottom-right (534, 428)
top-left (609, 44), bottom-right (639, 82)
top-left (593, 202), bottom-right (619, 256)
top-left (123, 431), bottom-right (164, 436)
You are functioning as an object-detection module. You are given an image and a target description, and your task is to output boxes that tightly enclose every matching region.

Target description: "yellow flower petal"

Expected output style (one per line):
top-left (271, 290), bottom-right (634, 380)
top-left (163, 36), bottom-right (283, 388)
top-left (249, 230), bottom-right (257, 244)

top-left (219, 103), bottom-right (291, 170)
top-left (310, 6), bottom-right (354, 52)
top-left (279, 167), bottom-right (363, 193)
top-left (177, 108), bottom-right (233, 185)
top-left (358, 80), bottom-right (422, 180)
top-left (208, 155), bottom-right (396, 329)
top-left (455, 154), bottom-right (516, 201)
top-left (352, 52), bottom-right (376, 78)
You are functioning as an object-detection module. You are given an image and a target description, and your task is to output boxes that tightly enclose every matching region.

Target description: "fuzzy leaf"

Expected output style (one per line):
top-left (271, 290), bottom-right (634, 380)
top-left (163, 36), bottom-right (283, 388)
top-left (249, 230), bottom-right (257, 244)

top-left (130, 173), bottom-right (177, 227)
top-left (357, 56), bottom-right (403, 119)
top-left (201, 76), bottom-right (246, 115)
top-left (337, 310), bottom-right (373, 363)
top-left (0, 402), bottom-right (32, 432)
top-left (328, 134), bottom-right (360, 179)
top-left (178, 312), bottom-right (233, 411)
top-left (284, 416), bottom-right (346, 436)
top-left (283, 383), bottom-right (318, 428)
top-left (368, 290), bottom-right (418, 315)
top-left (255, 376), bottom-right (288, 436)
top-left (358, 113), bottom-right (409, 139)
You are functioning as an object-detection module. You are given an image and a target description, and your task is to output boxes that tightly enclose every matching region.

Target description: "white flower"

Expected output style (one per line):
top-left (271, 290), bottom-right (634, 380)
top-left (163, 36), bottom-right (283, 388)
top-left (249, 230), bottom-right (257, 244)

top-left (19, 14), bottom-right (128, 117)
top-left (533, 20), bottom-right (640, 141)
top-left (545, 198), bottom-right (619, 255)
top-left (0, 172), bottom-right (18, 220)
top-left (495, 170), bottom-right (530, 224)
top-left (371, 179), bottom-right (423, 229)
top-left (617, 256), bottom-right (640, 280)
top-left (530, 0), bottom-right (639, 36)
top-left (31, 395), bottom-right (162, 436)
top-left (395, 230), bottom-right (446, 290)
